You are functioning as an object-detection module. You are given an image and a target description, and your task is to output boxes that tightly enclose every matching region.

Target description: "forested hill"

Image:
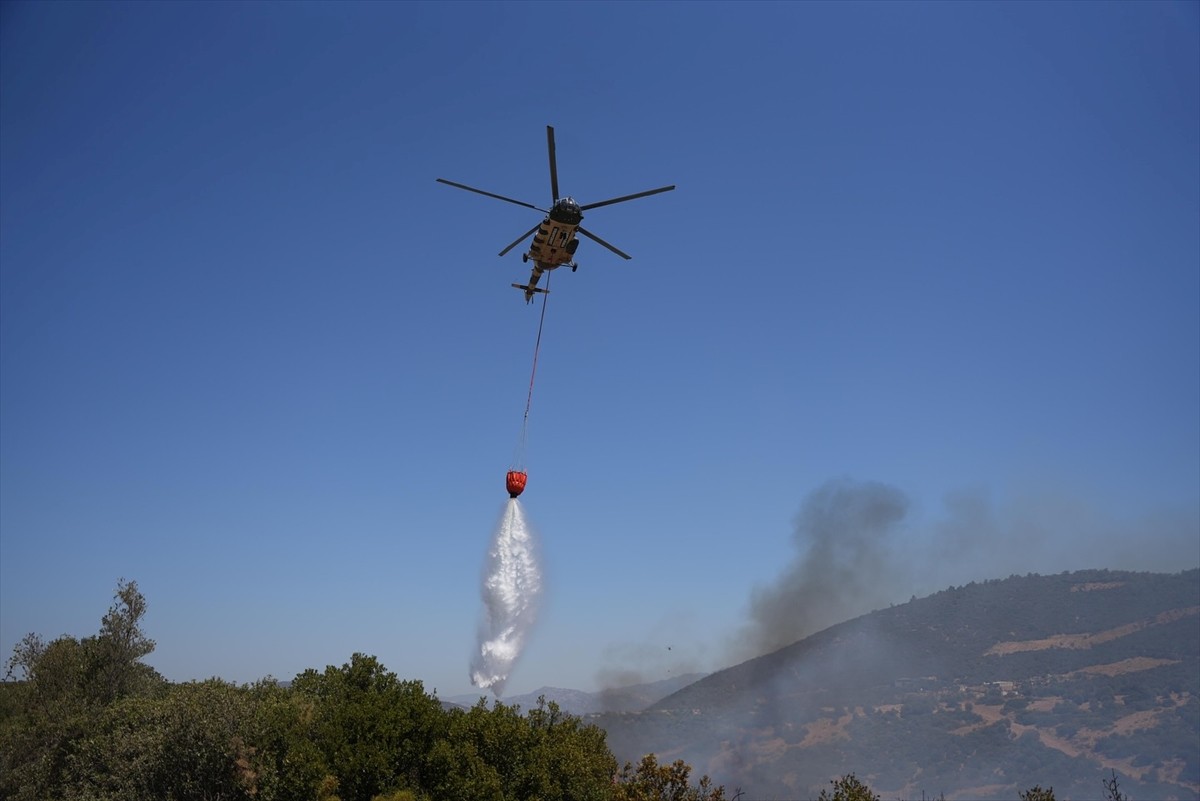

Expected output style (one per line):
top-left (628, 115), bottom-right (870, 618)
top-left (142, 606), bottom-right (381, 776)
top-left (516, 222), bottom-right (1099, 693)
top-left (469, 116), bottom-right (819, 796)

top-left (597, 569), bottom-right (1200, 801)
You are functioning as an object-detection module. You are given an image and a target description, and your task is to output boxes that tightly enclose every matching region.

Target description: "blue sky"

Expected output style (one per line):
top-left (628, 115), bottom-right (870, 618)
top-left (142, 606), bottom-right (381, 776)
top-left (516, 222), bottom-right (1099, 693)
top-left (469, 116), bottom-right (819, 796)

top-left (2, 1), bottom-right (1197, 699)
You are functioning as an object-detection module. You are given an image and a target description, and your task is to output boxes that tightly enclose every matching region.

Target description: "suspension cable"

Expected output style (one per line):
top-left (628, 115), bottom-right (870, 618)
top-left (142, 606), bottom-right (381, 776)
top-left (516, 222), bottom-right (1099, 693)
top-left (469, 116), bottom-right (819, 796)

top-left (514, 273), bottom-right (550, 469)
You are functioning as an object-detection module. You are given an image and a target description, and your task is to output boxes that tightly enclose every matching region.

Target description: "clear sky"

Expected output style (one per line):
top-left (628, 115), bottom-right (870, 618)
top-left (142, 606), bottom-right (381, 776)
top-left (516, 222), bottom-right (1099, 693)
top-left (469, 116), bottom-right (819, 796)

top-left (2, 1), bottom-right (1197, 699)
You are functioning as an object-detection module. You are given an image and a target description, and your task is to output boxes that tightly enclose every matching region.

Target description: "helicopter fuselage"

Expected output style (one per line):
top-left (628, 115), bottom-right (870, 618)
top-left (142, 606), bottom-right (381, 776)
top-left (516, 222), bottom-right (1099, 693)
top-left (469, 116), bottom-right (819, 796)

top-left (515, 198), bottom-right (584, 302)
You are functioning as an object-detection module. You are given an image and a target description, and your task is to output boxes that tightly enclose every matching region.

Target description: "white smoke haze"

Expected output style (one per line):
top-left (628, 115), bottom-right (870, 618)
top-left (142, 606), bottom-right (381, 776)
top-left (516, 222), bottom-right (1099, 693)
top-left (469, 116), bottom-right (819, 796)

top-left (596, 630), bottom-right (709, 696)
top-left (470, 499), bottom-right (543, 697)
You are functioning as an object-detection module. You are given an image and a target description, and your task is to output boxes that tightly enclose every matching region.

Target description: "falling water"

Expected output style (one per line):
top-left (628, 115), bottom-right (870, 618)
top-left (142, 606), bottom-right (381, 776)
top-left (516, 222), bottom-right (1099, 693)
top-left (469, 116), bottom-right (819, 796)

top-left (470, 498), bottom-right (543, 696)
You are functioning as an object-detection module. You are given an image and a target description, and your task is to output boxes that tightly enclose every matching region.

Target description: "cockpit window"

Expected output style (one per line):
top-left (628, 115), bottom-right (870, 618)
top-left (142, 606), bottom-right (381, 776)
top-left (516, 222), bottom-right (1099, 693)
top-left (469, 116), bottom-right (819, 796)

top-left (549, 197), bottom-right (583, 225)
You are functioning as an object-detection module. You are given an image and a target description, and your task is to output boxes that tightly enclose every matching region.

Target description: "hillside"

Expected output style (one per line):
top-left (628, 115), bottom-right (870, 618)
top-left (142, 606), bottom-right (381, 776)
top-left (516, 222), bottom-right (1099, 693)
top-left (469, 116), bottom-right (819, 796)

top-left (596, 569), bottom-right (1199, 800)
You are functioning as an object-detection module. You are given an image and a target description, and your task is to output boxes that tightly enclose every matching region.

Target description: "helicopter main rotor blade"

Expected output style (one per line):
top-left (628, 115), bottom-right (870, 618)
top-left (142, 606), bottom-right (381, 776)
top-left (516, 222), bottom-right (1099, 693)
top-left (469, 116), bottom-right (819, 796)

top-left (578, 226), bottom-right (632, 260)
top-left (580, 185), bottom-right (676, 211)
top-left (547, 126), bottom-right (560, 203)
top-left (499, 223), bottom-right (542, 257)
top-left (436, 179), bottom-right (547, 213)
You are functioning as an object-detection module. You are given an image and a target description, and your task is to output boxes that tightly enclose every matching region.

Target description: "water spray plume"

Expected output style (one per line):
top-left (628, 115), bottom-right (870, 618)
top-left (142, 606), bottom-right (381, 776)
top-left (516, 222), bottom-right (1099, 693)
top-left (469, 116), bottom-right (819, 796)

top-left (471, 498), bottom-right (543, 696)
top-left (473, 259), bottom-right (546, 695)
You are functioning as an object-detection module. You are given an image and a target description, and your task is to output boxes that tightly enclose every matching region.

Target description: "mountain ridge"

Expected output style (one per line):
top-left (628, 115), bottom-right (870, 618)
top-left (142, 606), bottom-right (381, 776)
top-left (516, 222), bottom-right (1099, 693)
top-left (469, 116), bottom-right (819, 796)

top-left (445, 672), bottom-right (707, 716)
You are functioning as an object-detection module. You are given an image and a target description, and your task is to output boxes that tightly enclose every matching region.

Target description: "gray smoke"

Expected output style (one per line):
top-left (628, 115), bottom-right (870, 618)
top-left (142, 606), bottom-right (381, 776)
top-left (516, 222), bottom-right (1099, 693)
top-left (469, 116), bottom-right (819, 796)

top-left (595, 475), bottom-right (1196, 714)
top-left (732, 478), bottom-right (1200, 663)
top-left (736, 478), bottom-right (910, 661)
top-left (470, 499), bottom-right (543, 697)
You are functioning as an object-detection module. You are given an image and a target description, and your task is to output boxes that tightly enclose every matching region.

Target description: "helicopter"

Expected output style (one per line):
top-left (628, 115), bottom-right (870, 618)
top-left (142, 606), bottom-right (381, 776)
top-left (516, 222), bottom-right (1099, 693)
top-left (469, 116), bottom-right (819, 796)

top-left (437, 126), bottom-right (675, 302)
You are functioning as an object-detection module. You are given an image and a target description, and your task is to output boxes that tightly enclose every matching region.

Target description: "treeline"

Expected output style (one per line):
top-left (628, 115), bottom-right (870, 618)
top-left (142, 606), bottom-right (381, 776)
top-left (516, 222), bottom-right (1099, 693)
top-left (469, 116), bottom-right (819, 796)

top-left (0, 580), bottom-right (723, 801)
top-left (808, 773), bottom-right (1128, 801)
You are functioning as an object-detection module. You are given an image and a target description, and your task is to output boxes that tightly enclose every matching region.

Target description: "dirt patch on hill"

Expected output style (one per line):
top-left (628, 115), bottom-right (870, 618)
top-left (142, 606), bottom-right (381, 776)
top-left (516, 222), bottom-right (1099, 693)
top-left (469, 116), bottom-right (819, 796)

top-left (984, 606), bottom-right (1199, 655)
top-left (952, 695), bottom-right (1191, 785)
top-left (799, 712), bottom-right (854, 747)
top-left (1026, 696), bottom-right (1061, 712)
top-left (1071, 581), bottom-right (1126, 592)
top-left (1109, 708), bottom-right (1168, 737)
top-left (951, 703), bottom-right (1005, 736)
top-left (1074, 657), bottom-right (1179, 677)
top-left (1011, 719), bottom-right (1082, 758)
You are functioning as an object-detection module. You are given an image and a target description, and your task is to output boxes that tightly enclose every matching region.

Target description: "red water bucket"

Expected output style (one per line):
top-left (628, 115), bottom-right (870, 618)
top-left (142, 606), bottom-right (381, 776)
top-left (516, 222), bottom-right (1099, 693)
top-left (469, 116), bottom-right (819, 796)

top-left (505, 470), bottom-right (527, 498)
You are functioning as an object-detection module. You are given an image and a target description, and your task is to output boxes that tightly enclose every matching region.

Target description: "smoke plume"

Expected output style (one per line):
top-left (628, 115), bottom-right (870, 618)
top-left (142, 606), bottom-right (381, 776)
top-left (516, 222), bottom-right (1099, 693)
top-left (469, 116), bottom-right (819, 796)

top-left (732, 478), bottom-right (1200, 664)
top-left (470, 499), bottom-right (543, 696)
top-left (736, 478), bottom-right (909, 660)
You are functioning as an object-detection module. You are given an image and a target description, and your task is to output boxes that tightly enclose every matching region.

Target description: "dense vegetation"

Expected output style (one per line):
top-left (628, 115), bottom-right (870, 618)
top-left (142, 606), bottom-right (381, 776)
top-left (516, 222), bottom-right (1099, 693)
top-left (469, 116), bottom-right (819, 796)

top-left (0, 580), bottom-right (724, 801)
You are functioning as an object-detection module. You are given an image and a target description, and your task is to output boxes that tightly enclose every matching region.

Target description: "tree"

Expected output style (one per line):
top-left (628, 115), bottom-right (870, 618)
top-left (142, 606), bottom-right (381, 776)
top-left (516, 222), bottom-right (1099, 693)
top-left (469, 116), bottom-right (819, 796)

top-left (91, 578), bottom-right (158, 703)
top-left (511, 695), bottom-right (616, 801)
top-left (426, 695), bottom-right (616, 801)
top-left (62, 679), bottom-right (260, 801)
top-left (1018, 787), bottom-right (1056, 801)
top-left (5, 579), bottom-right (160, 710)
top-left (4, 632), bottom-right (47, 681)
top-left (1102, 771), bottom-right (1127, 801)
top-left (613, 753), bottom-right (726, 801)
top-left (291, 653), bottom-right (446, 801)
top-left (817, 774), bottom-right (880, 801)
top-left (245, 678), bottom-right (330, 801)
top-left (0, 579), bottom-right (165, 800)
